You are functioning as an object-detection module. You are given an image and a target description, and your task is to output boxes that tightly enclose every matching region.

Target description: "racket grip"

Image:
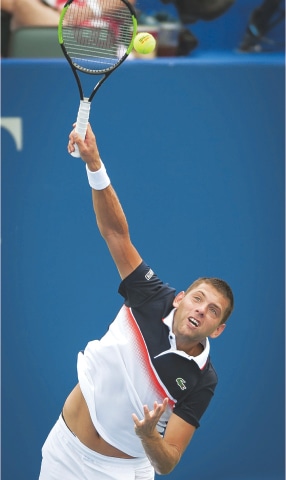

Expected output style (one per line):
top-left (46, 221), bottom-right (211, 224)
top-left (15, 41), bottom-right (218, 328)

top-left (71, 99), bottom-right (91, 158)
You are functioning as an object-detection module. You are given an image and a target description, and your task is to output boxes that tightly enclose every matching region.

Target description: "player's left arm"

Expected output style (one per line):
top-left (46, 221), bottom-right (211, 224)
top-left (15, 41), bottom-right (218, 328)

top-left (132, 400), bottom-right (196, 475)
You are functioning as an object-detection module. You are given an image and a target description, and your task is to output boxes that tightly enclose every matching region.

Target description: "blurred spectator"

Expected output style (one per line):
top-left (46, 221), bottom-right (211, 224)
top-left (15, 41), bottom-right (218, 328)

top-left (161, 0), bottom-right (235, 23)
top-left (1, 0), bottom-right (60, 56)
top-left (1, 0), bottom-right (137, 57)
top-left (7, 0), bottom-right (60, 29)
top-left (2, 0), bottom-right (14, 14)
top-left (159, 0), bottom-right (235, 54)
top-left (1, 0), bottom-right (238, 58)
top-left (4, 0), bottom-right (137, 29)
top-left (238, 0), bottom-right (285, 52)
top-left (1, 1), bottom-right (13, 56)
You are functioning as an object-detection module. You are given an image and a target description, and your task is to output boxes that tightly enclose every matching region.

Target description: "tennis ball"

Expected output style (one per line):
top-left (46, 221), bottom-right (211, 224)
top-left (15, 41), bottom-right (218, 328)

top-left (133, 32), bottom-right (156, 54)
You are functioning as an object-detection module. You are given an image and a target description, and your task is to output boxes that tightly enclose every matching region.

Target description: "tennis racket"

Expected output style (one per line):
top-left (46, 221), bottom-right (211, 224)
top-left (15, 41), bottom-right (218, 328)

top-left (58, 0), bottom-right (137, 157)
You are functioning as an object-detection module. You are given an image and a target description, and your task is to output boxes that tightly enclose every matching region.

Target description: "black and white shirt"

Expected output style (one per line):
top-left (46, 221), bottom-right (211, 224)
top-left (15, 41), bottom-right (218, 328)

top-left (77, 261), bottom-right (218, 457)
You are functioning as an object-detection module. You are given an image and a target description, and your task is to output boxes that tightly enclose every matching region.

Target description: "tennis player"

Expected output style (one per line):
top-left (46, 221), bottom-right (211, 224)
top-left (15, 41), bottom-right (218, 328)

top-left (39, 123), bottom-right (234, 480)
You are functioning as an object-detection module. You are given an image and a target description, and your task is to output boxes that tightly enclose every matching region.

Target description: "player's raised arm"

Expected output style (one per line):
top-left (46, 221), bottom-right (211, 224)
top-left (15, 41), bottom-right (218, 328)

top-left (68, 124), bottom-right (142, 279)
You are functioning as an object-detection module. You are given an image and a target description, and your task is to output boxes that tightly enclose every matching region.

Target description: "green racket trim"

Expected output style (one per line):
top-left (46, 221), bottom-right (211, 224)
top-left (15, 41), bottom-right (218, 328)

top-left (127, 15), bottom-right (138, 54)
top-left (58, 5), bottom-right (69, 45)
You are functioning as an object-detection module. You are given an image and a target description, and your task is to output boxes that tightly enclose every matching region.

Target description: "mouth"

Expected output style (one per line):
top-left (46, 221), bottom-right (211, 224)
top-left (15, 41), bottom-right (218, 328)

top-left (188, 317), bottom-right (200, 328)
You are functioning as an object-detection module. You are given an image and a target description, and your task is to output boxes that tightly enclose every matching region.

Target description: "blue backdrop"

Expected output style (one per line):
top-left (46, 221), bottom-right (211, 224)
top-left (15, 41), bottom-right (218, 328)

top-left (1, 52), bottom-right (285, 480)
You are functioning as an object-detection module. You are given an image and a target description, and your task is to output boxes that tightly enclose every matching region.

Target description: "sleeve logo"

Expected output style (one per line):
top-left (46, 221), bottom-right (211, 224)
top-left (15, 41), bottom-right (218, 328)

top-left (145, 268), bottom-right (154, 281)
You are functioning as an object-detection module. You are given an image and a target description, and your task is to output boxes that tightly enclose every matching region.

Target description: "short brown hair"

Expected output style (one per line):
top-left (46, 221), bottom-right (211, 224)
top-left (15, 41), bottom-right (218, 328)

top-left (185, 277), bottom-right (234, 324)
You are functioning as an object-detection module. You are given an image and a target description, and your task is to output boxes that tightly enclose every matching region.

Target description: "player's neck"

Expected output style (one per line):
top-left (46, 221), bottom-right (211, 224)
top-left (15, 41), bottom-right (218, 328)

top-left (177, 341), bottom-right (204, 357)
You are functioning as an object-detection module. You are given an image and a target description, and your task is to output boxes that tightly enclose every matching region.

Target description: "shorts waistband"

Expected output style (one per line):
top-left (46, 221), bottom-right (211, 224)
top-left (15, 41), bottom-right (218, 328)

top-left (55, 414), bottom-right (150, 468)
top-left (61, 411), bottom-right (77, 437)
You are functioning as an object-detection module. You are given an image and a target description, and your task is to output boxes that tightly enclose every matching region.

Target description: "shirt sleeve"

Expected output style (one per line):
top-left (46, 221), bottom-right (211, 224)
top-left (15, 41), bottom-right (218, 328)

top-left (118, 261), bottom-right (176, 309)
top-left (173, 364), bottom-right (218, 428)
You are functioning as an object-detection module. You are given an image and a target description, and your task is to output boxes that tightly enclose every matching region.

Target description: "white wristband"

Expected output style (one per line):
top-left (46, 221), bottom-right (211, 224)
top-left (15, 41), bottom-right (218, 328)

top-left (86, 161), bottom-right (110, 190)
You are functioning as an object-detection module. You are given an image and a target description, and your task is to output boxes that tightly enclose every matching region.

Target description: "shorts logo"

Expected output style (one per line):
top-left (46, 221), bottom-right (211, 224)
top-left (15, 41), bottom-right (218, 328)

top-left (145, 269), bottom-right (154, 281)
top-left (176, 378), bottom-right (187, 390)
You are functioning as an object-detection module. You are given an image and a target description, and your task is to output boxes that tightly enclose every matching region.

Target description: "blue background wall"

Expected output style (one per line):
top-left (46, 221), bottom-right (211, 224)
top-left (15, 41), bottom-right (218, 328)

top-left (1, 46), bottom-right (285, 480)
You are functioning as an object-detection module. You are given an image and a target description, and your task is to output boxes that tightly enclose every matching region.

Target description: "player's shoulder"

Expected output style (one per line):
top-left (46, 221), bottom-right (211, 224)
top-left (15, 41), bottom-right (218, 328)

top-left (121, 261), bottom-right (157, 282)
top-left (119, 260), bottom-right (174, 291)
top-left (118, 260), bottom-right (176, 308)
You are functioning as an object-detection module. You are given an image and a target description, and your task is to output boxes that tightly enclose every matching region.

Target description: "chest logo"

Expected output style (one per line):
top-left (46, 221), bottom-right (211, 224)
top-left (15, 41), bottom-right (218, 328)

top-left (176, 378), bottom-right (187, 390)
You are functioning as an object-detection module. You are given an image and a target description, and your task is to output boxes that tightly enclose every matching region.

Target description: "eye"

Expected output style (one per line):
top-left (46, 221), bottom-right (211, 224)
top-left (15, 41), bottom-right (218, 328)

top-left (193, 295), bottom-right (201, 302)
top-left (209, 307), bottom-right (218, 316)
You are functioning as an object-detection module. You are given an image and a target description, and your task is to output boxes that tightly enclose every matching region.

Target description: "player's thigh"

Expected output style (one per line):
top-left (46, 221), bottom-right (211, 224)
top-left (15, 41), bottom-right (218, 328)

top-left (39, 424), bottom-right (82, 480)
top-left (135, 462), bottom-right (155, 480)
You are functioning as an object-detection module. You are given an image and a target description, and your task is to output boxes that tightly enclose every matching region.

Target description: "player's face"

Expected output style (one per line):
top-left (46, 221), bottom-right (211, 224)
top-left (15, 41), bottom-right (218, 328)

top-left (172, 283), bottom-right (229, 344)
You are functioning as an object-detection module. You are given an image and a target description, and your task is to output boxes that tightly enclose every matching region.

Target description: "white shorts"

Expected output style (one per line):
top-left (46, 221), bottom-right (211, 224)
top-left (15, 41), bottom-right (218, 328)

top-left (39, 415), bottom-right (155, 480)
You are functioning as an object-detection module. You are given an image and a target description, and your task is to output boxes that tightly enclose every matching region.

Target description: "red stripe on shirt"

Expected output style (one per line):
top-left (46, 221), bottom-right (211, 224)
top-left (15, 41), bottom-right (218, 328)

top-left (125, 306), bottom-right (175, 408)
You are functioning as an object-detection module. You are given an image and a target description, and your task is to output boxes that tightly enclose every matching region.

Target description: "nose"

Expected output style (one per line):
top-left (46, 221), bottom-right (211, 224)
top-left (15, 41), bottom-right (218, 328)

top-left (195, 305), bottom-right (206, 317)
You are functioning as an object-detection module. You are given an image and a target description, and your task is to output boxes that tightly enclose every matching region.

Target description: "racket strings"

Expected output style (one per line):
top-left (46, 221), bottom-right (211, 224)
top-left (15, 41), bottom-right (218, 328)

top-left (62, 0), bottom-right (134, 73)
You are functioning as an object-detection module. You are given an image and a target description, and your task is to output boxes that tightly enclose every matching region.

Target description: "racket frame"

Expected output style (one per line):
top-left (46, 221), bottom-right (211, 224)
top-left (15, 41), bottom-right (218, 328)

top-left (58, 0), bottom-right (137, 157)
top-left (58, 0), bottom-right (138, 102)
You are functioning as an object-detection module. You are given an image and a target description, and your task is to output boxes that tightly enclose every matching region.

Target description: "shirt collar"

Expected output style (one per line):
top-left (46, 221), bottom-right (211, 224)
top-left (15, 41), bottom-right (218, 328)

top-left (162, 308), bottom-right (210, 370)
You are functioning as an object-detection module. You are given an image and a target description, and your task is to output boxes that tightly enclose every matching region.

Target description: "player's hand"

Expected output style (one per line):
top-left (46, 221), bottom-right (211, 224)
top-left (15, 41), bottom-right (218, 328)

top-left (68, 123), bottom-right (101, 171)
top-left (132, 398), bottom-right (169, 439)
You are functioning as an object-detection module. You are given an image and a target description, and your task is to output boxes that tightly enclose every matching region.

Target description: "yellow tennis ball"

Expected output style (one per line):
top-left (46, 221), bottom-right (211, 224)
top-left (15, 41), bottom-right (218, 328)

top-left (133, 32), bottom-right (156, 54)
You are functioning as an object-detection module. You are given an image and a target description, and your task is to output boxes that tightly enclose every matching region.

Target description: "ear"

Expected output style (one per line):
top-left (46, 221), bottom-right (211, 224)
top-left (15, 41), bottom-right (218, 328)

top-left (209, 323), bottom-right (226, 339)
top-left (173, 291), bottom-right (185, 308)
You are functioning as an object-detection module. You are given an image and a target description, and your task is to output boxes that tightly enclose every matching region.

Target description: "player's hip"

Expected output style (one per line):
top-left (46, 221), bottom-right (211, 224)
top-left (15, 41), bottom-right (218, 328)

top-left (39, 414), bottom-right (155, 480)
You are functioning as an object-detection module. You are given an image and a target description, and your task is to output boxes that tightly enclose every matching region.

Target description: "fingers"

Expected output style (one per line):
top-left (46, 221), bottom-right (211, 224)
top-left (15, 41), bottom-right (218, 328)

top-left (132, 413), bottom-right (141, 427)
top-left (133, 398), bottom-right (169, 422)
top-left (162, 397), bottom-right (169, 408)
top-left (68, 127), bottom-right (78, 154)
top-left (67, 132), bottom-right (76, 154)
top-left (153, 398), bottom-right (169, 414)
top-left (132, 398), bottom-right (169, 439)
top-left (67, 127), bottom-right (84, 155)
top-left (67, 123), bottom-right (95, 155)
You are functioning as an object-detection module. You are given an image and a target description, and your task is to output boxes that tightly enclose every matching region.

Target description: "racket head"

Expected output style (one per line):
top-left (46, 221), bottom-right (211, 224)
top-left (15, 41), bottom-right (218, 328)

top-left (58, 0), bottom-right (137, 75)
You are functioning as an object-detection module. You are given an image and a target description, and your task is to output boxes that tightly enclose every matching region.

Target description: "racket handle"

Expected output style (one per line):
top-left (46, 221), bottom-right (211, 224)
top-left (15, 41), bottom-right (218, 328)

top-left (71, 99), bottom-right (91, 158)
